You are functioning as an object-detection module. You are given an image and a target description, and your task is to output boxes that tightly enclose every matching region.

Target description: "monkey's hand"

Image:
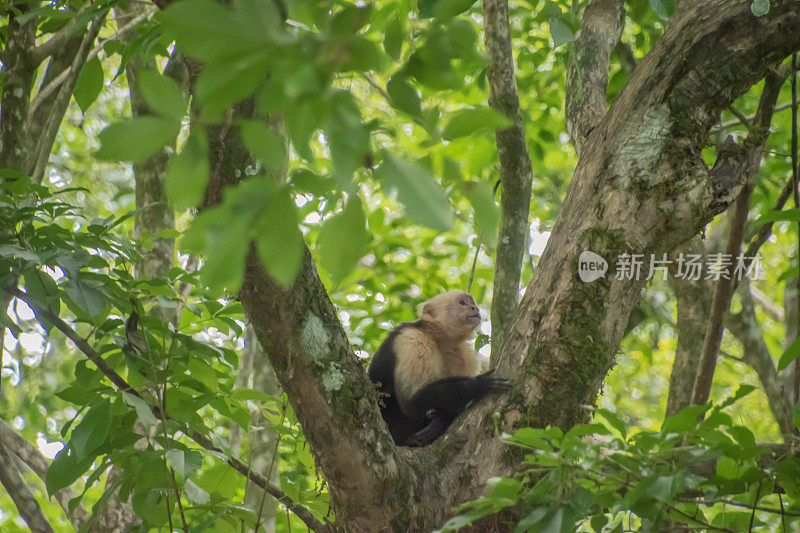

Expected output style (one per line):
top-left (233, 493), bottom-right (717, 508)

top-left (475, 368), bottom-right (512, 395)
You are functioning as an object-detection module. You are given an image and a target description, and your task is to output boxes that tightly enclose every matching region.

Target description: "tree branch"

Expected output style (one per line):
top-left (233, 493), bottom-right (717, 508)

top-left (29, 1), bottom-right (94, 66)
top-left (566, 0), bottom-right (626, 155)
top-left (0, 418), bottom-right (91, 529)
top-left (27, 9), bottom-right (152, 121)
top-left (27, 15), bottom-right (106, 183)
top-left (2, 286), bottom-right (330, 533)
top-left (692, 69), bottom-right (786, 407)
top-left (727, 281), bottom-right (795, 436)
top-left (0, 447), bottom-right (55, 533)
top-left (482, 0), bottom-right (534, 354)
top-left (0, 2), bottom-right (37, 173)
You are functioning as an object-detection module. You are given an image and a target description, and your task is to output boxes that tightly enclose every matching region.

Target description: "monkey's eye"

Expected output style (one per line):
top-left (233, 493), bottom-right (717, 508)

top-left (459, 299), bottom-right (466, 305)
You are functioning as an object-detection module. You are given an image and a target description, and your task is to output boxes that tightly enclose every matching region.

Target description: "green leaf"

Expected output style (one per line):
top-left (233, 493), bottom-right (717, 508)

top-left (751, 0), bottom-right (770, 16)
top-left (661, 404), bottom-right (708, 434)
top-left (325, 91), bottom-right (370, 189)
top-left (317, 198), bottom-right (369, 284)
top-left (196, 217), bottom-right (250, 291)
top-left (0, 244), bottom-right (41, 264)
top-left (159, 0), bottom-right (272, 61)
top-left (62, 277), bottom-right (105, 318)
top-left (547, 17), bottom-right (574, 48)
top-left (23, 272), bottom-right (60, 332)
top-left (291, 169), bottom-right (333, 196)
top-left (166, 449), bottom-right (203, 479)
top-left (96, 117), bottom-right (179, 162)
top-left (331, 4), bottom-right (372, 36)
top-left (376, 152), bottom-right (453, 231)
top-left (778, 336), bottom-right (800, 371)
top-left (240, 120), bottom-right (287, 169)
top-left (716, 456), bottom-right (740, 479)
top-left (387, 76), bottom-right (422, 117)
top-left (596, 408), bottom-right (627, 439)
top-left (719, 384), bottom-right (756, 408)
top-left (69, 400), bottom-right (112, 459)
top-left (442, 106), bottom-right (511, 140)
top-left (196, 52), bottom-right (272, 119)
top-left (254, 187), bottom-right (304, 287)
top-left (754, 208), bottom-right (800, 225)
top-left (122, 391), bottom-right (158, 429)
top-left (167, 131), bottom-right (209, 210)
top-left (729, 425), bottom-right (756, 448)
top-left (46, 449), bottom-right (90, 496)
top-left (286, 98), bottom-right (327, 160)
top-left (185, 478), bottom-right (211, 504)
top-left (342, 36), bottom-right (383, 72)
top-left (384, 16), bottom-right (404, 60)
top-left (434, 0), bottom-right (475, 20)
top-left (137, 69), bottom-right (187, 120)
top-left (73, 56), bottom-right (104, 113)
top-left (463, 181), bottom-right (500, 248)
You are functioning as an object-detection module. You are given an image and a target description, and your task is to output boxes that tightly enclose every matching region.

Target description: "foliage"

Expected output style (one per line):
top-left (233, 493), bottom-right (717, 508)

top-left (444, 390), bottom-right (800, 531)
top-left (1, 176), bottom-right (327, 530)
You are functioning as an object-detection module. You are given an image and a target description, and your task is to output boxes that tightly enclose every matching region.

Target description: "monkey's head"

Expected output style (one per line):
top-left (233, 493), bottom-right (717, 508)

top-left (418, 290), bottom-right (480, 338)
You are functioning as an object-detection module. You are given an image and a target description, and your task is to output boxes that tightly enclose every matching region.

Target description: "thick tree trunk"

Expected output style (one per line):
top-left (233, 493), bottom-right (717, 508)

top-left (665, 239), bottom-right (714, 417)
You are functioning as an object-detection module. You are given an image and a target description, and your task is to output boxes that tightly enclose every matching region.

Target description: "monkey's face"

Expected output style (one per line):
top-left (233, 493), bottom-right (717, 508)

top-left (451, 292), bottom-right (480, 335)
top-left (420, 290), bottom-right (481, 337)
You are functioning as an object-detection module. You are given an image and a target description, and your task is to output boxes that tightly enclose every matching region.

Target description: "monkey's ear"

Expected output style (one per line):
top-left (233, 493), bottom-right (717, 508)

top-left (417, 302), bottom-right (435, 319)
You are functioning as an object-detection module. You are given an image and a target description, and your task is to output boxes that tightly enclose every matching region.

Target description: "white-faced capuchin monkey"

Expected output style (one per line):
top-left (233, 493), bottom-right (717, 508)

top-left (368, 290), bottom-right (511, 446)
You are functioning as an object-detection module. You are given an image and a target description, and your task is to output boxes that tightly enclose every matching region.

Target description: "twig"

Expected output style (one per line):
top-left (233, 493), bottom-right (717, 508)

top-left (727, 105), bottom-right (752, 132)
top-left (30, 1), bottom-right (94, 65)
top-left (691, 70), bottom-right (787, 406)
top-left (737, 178), bottom-right (794, 284)
top-left (676, 497), bottom-right (800, 518)
top-left (692, 182), bottom-right (755, 406)
top-left (28, 9), bottom-right (154, 117)
top-left (665, 501), bottom-right (736, 533)
top-left (748, 480), bottom-right (761, 532)
top-left (4, 286), bottom-right (331, 533)
top-left (467, 244), bottom-right (480, 294)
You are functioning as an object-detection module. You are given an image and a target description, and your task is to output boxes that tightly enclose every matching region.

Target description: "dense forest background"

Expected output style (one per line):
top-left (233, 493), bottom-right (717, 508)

top-left (2, 0), bottom-right (800, 531)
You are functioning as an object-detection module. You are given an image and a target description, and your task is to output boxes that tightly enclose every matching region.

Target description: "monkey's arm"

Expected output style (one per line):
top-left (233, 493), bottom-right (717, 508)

top-left (403, 371), bottom-right (510, 418)
top-left (403, 371), bottom-right (510, 446)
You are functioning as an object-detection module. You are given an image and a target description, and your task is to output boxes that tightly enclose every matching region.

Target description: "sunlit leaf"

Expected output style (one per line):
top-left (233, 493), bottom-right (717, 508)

top-left (240, 120), bottom-right (287, 169)
top-left (387, 76), bottom-right (422, 117)
top-left (317, 198), bottom-right (369, 284)
top-left (167, 131), bottom-right (209, 210)
top-left (137, 69), bottom-right (187, 120)
top-left (442, 106), bottom-right (511, 140)
top-left (73, 56), bottom-right (104, 113)
top-left (96, 117), bottom-right (179, 162)
top-left (254, 186), bottom-right (304, 287)
top-left (778, 336), bottom-right (800, 371)
top-left (69, 400), bottom-right (111, 459)
top-left (376, 152), bottom-right (453, 231)
top-left (46, 449), bottom-right (90, 496)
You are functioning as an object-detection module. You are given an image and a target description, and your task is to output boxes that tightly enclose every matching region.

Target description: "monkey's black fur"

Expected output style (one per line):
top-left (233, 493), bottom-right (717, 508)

top-left (368, 322), bottom-right (511, 447)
